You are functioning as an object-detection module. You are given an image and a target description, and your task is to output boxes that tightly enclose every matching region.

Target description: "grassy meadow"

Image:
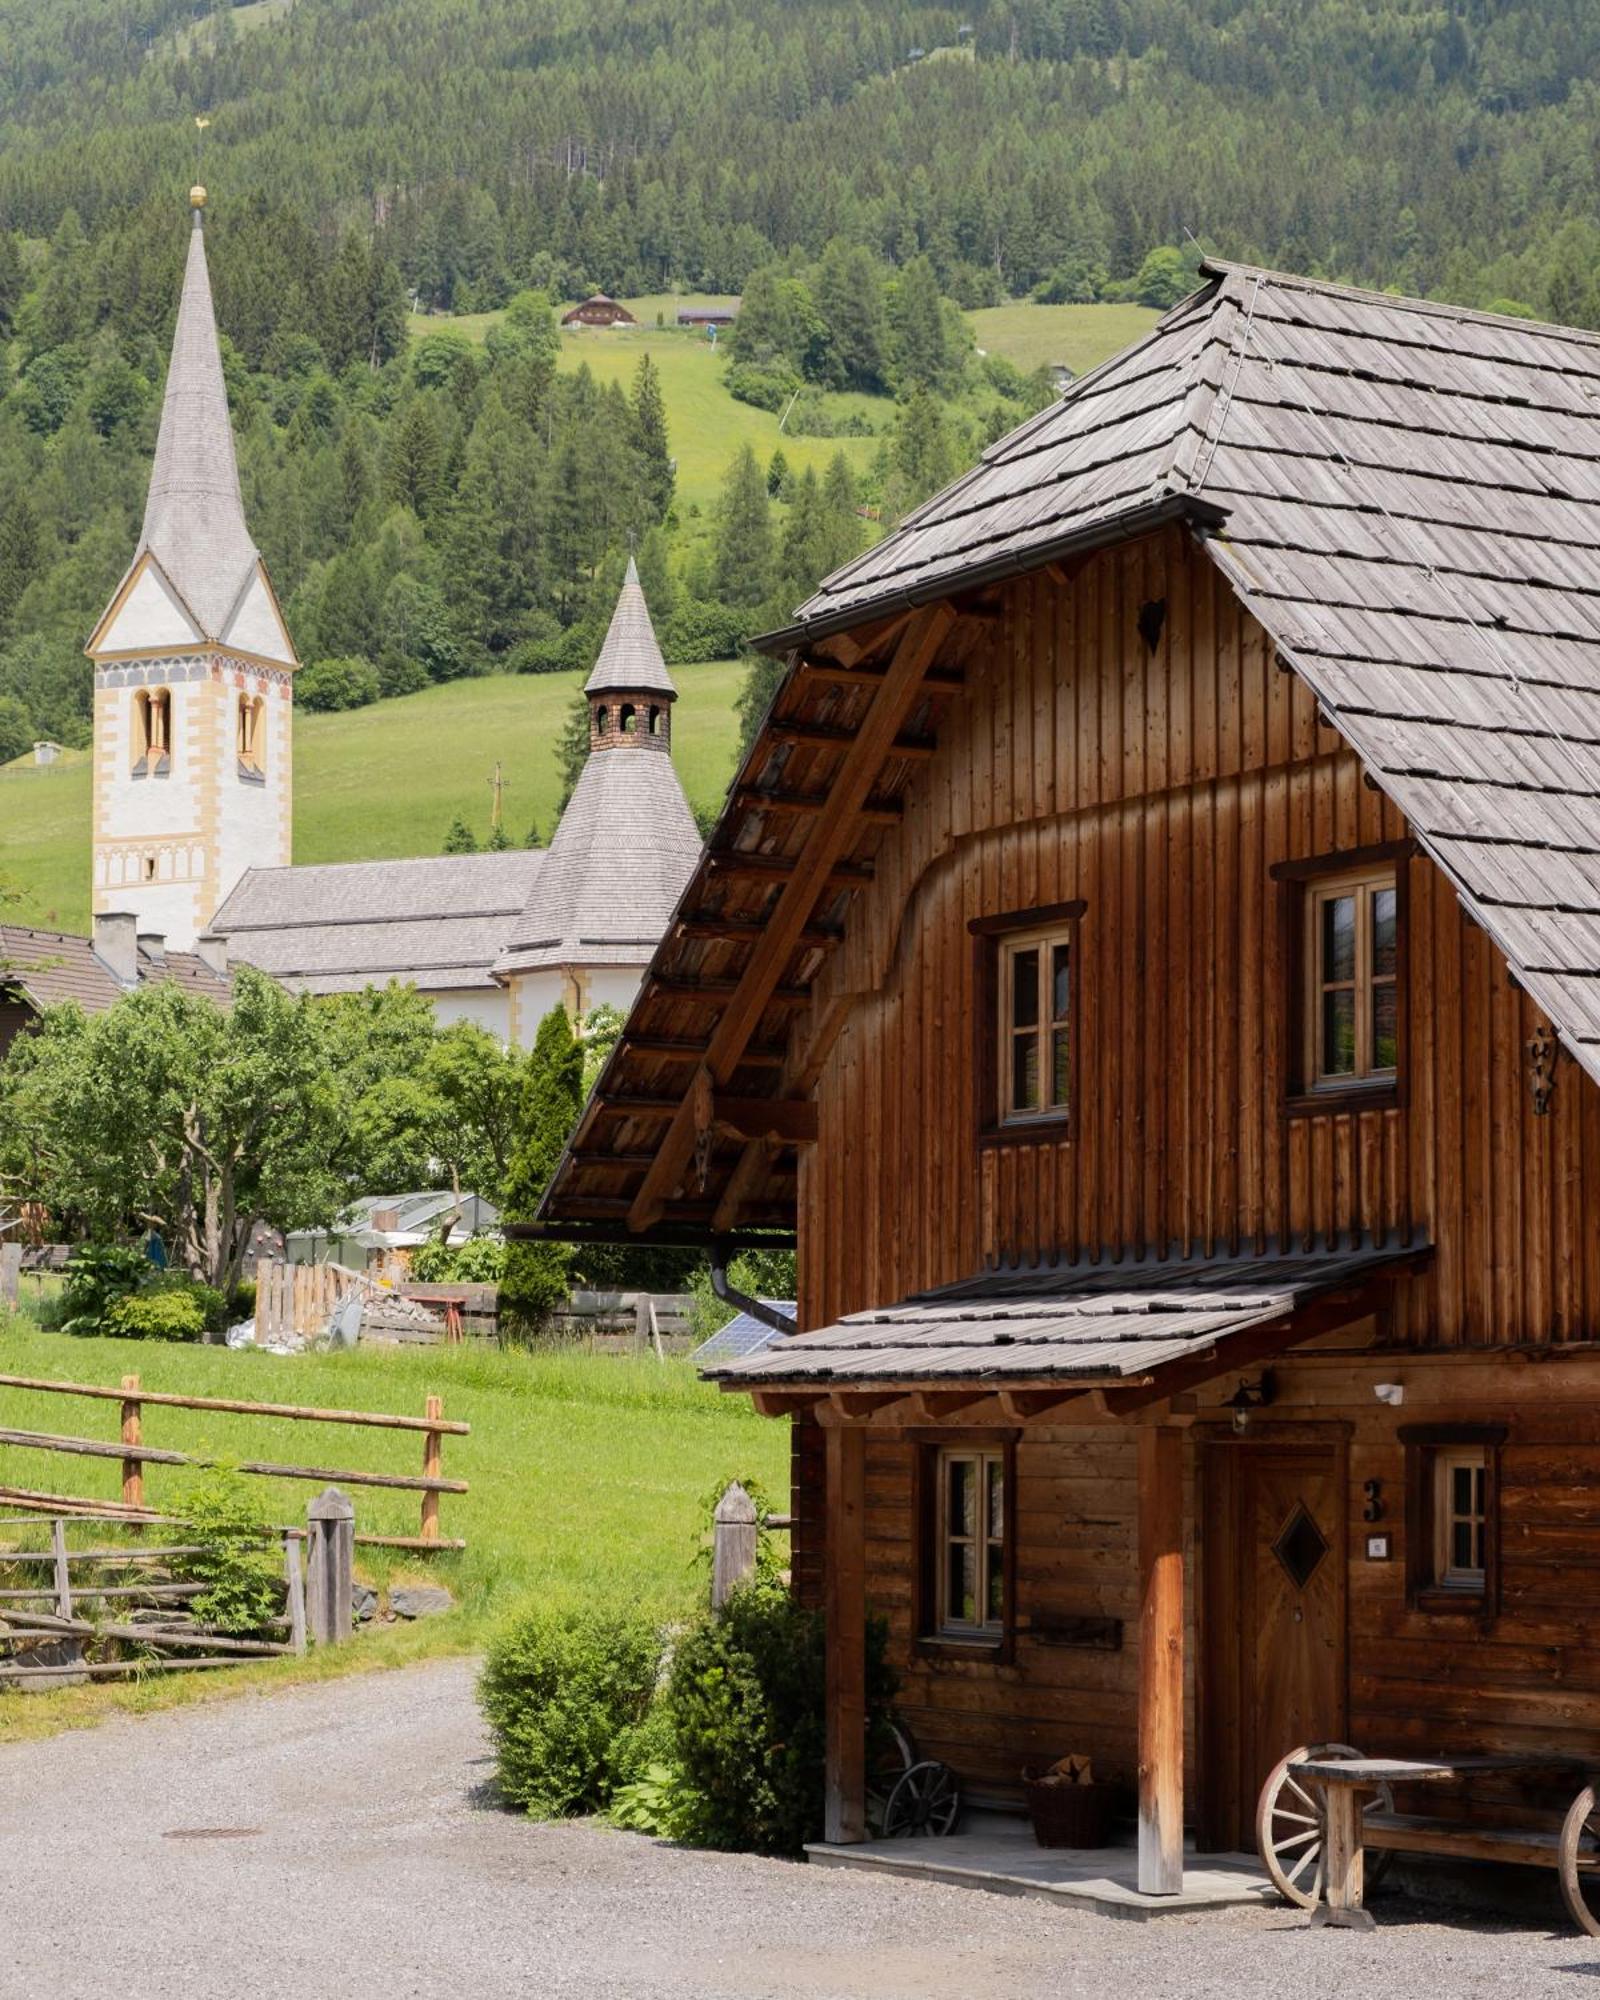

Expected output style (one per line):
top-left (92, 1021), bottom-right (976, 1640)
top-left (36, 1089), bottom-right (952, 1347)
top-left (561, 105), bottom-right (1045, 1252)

top-left (968, 301), bottom-right (1159, 376)
top-left (0, 660), bottom-right (745, 933)
top-left (0, 1315), bottom-right (785, 1739)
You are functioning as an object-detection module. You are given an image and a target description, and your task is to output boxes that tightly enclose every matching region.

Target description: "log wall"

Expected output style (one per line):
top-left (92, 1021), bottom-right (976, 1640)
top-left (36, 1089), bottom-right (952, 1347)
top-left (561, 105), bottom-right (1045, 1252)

top-left (798, 527), bottom-right (1600, 1349)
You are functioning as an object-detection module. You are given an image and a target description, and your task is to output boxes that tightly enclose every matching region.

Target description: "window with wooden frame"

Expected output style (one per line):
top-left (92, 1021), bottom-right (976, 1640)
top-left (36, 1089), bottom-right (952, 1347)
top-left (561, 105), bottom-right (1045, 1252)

top-left (1273, 843), bottom-right (1411, 1110)
top-left (913, 1433), bottom-right (1017, 1654)
top-left (237, 694), bottom-right (265, 778)
top-left (970, 902), bottom-right (1085, 1141)
top-left (1401, 1423), bottom-right (1504, 1614)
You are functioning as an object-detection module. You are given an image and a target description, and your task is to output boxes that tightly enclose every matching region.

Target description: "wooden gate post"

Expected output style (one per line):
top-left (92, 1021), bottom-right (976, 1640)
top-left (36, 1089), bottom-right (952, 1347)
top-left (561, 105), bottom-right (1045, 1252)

top-left (823, 1423), bottom-right (867, 1845)
top-left (1137, 1424), bottom-right (1185, 1895)
top-left (0, 1242), bottom-right (20, 1310)
top-left (712, 1482), bottom-right (758, 1608)
top-left (120, 1374), bottom-right (143, 1512)
top-left (306, 1487), bottom-right (355, 1646)
top-left (420, 1395), bottom-right (443, 1543)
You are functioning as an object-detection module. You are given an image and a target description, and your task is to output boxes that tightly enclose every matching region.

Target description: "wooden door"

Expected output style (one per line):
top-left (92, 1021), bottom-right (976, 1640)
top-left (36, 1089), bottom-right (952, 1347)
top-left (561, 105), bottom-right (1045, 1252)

top-left (1199, 1440), bottom-right (1348, 1851)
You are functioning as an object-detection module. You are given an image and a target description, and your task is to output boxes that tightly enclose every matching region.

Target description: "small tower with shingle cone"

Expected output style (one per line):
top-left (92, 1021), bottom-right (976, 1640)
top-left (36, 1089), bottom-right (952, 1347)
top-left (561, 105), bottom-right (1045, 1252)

top-left (86, 186), bottom-right (297, 952)
top-left (495, 559), bottom-right (702, 1038)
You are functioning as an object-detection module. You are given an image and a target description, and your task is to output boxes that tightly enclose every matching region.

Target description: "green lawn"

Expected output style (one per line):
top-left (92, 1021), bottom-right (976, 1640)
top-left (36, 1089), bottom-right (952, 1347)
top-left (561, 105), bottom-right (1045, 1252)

top-left (0, 1315), bottom-right (784, 1737)
top-left (0, 661), bottom-right (744, 933)
top-left (968, 302), bottom-right (1160, 377)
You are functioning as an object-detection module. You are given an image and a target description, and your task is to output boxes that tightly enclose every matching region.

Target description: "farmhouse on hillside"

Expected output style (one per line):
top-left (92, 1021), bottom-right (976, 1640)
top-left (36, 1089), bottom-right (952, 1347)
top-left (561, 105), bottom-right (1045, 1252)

top-left (538, 265), bottom-right (1600, 1908)
top-left (0, 913), bottom-right (230, 1060)
top-left (72, 193), bottom-right (699, 1042)
top-left (561, 293), bottom-right (638, 329)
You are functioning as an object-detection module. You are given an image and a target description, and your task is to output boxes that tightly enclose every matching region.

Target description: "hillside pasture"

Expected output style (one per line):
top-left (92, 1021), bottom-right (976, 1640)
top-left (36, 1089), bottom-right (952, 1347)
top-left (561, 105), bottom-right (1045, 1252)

top-left (0, 1316), bottom-right (783, 1736)
top-left (968, 301), bottom-right (1160, 377)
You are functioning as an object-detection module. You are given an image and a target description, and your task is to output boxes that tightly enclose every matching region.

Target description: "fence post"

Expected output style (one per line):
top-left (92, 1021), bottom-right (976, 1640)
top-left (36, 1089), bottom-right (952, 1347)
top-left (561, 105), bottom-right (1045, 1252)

top-left (421, 1395), bottom-right (443, 1544)
top-left (120, 1374), bottom-right (143, 1513)
top-left (0, 1242), bottom-right (19, 1310)
top-left (50, 1517), bottom-right (72, 1621)
top-left (306, 1487), bottom-right (354, 1646)
top-left (284, 1533), bottom-right (307, 1657)
top-left (712, 1482), bottom-right (758, 1610)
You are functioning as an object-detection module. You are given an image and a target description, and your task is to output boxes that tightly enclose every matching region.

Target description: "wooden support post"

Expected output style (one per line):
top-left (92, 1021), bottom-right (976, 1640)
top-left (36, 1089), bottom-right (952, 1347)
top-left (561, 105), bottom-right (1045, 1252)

top-left (824, 1423), bottom-right (867, 1845)
top-left (120, 1374), bottom-right (143, 1513)
top-left (711, 1482), bottom-right (759, 1609)
top-left (50, 1517), bottom-right (71, 1622)
top-left (1310, 1783), bottom-right (1374, 1930)
top-left (0, 1242), bottom-right (20, 1309)
top-left (1137, 1425), bottom-right (1184, 1895)
top-left (284, 1534), bottom-right (307, 1657)
top-left (306, 1487), bottom-right (354, 1646)
top-left (420, 1395), bottom-right (443, 1544)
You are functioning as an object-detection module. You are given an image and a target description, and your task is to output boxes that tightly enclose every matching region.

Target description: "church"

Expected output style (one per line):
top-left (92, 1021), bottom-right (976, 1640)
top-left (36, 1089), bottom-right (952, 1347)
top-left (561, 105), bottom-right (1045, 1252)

top-left (21, 189), bottom-right (705, 1048)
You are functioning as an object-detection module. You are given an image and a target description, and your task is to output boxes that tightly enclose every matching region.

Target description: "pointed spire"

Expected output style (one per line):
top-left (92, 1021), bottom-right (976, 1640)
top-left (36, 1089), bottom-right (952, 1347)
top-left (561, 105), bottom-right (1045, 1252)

top-left (584, 557), bottom-right (676, 697)
top-left (138, 195), bottom-right (259, 637)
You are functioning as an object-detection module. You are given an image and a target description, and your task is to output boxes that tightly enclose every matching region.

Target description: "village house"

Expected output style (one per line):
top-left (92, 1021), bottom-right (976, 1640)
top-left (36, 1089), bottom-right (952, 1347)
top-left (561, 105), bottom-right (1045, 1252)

top-left (63, 193), bottom-right (700, 1046)
top-left (538, 264), bottom-right (1600, 1921)
top-left (561, 293), bottom-right (638, 330)
top-left (0, 913), bottom-right (230, 1060)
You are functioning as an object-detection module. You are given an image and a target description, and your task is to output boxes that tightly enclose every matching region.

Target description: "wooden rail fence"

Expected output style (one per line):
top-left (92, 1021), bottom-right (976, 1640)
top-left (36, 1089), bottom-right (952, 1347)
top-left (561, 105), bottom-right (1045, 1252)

top-left (0, 1372), bottom-right (470, 1551)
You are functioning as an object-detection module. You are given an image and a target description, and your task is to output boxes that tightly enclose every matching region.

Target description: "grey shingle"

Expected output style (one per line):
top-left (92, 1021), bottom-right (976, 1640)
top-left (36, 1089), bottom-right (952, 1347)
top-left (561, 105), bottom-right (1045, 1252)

top-left (0, 926), bottom-right (232, 1014)
top-left (584, 558), bottom-right (677, 697)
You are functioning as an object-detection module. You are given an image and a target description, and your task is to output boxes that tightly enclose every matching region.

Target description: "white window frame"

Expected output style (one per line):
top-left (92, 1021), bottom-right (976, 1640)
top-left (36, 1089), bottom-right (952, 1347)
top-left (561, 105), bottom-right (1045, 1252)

top-left (998, 926), bottom-right (1073, 1126)
top-left (1432, 1446), bottom-right (1488, 1593)
top-left (1304, 869), bottom-right (1398, 1088)
top-left (934, 1446), bottom-right (1007, 1640)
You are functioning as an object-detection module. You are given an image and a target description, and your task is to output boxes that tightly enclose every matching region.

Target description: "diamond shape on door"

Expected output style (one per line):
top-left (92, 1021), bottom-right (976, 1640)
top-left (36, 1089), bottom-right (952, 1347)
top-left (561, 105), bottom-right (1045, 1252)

top-left (1272, 1501), bottom-right (1329, 1590)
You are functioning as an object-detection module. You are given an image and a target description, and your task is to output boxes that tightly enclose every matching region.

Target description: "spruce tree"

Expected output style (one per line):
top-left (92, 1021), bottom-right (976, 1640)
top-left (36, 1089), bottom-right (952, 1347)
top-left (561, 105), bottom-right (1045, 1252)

top-left (442, 813), bottom-right (479, 854)
top-left (551, 690), bottom-right (590, 823)
top-left (498, 1006), bottom-right (583, 1335)
top-left (0, 493), bottom-right (41, 639)
top-left (713, 443), bottom-right (775, 609)
top-left (888, 255), bottom-right (949, 391)
top-left (384, 398), bottom-right (446, 515)
top-left (629, 353), bottom-right (674, 520)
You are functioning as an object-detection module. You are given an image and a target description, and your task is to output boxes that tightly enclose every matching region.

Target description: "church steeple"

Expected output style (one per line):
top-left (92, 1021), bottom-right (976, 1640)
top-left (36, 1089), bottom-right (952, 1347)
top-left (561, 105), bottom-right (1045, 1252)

top-left (85, 188), bottom-right (297, 954)
top-left (135, 187), bottom-right (260, 639)
top-left (584, 557), bottom-right (677, 753)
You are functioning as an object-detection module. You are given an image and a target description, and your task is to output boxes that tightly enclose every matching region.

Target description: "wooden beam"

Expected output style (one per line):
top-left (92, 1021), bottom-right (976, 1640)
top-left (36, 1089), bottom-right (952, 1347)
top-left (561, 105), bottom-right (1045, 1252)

top-left (1137, 1425), bottom-right (1184, 1896)
top-left (626, 1036), bottom-right (787, 1066)
top-left (907, 1390), bottom-right (994, 1422)
top-left (712, 1095), bottom-right (817, 1145)
top-left (650, 977), bottom-right (809, 1004)
top-left (713, 1140), bottom-right (773, 1233)
top-left (997, 1387), bottom-right (1088, 1421)
top-left (1101, 1295), bottom-right (1376, 1417)
top-left (824, 1423), bottom-right (867, 1844)
top-left (631, 607), bottom-right (956, 1231)
top-left (767, 719), bottom-right (938, 758)
top-left (826, 1391), bottom-right (904, 1421)
top-left (705, 850), bottom-right (873, 887)
top-left (678, 910), bottom-right (843, 946)
top-left (749, 1388), bottom-right (822, 1418)
top-left (794, 658), bottom-right (965, 691)
top-left (733, 787), bottom-right (903, 826)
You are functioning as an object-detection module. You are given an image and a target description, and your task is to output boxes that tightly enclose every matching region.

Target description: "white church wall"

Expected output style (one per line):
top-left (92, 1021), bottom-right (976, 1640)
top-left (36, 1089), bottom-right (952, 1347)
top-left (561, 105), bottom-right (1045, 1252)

top-left (213, 662), bottom-right (292, 921)
top-left (430, 988), bottom-right (511, 1039)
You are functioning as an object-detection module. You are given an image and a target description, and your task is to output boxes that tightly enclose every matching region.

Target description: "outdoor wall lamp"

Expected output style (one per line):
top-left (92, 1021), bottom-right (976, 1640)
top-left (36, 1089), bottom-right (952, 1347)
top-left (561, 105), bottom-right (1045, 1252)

top-left (1226, 1371), bottom-right (1275, 1433)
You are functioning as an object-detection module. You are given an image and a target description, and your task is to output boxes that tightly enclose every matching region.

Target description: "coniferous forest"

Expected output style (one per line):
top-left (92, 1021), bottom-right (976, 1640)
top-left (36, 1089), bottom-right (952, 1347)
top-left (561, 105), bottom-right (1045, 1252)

top-left (2, 0), bottom-right (1599, 763)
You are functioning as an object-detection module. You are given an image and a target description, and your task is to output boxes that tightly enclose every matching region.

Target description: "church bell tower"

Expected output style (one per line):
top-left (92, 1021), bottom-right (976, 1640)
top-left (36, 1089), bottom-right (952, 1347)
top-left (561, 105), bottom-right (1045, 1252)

top-left (86, 187), bottom-right (297, 951)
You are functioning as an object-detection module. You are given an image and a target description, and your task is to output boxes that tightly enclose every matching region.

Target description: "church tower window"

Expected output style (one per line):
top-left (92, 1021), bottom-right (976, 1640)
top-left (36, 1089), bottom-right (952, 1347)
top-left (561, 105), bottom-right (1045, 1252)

top-left (237, 693), bottom-right (265, 778)
top-left (132, 688), bottom-right (172, 776)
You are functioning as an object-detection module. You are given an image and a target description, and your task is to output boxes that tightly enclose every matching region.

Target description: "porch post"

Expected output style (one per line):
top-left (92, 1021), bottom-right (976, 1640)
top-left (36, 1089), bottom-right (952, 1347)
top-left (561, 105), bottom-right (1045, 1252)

top-left (1137, 1424), bottom-right (1184, 1894)
top-left (823, 1421), bottom-right (867, 1843)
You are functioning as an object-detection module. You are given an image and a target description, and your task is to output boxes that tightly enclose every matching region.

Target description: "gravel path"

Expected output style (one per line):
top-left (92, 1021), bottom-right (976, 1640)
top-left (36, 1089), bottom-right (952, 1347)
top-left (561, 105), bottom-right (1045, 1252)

top-left (2, 1659), bottom-right (1596, 1999)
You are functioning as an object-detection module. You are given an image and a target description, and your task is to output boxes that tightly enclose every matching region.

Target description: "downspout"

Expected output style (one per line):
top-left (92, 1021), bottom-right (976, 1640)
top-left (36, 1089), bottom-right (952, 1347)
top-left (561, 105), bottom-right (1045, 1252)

top-left (709, 1240), bottom-right (796, 1336)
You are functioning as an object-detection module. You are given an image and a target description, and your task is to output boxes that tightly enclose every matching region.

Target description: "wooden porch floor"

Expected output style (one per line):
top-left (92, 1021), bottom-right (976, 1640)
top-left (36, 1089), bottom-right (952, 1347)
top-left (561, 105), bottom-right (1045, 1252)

top-left (805, 1814), bottom-right (1277, 1922)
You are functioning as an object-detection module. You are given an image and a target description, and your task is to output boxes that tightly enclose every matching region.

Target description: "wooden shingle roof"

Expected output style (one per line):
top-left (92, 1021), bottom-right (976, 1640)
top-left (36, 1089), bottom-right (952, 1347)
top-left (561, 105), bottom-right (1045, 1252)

top-left (538, 263), bottom-right (1600, 1244)
top-left (0, 926), bottom-right (232, 1015)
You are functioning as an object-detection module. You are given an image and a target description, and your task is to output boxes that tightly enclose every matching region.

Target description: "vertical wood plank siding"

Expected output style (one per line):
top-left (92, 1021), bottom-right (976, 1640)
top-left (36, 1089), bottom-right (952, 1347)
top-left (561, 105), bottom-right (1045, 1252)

top-left (798, 529), bottom-right (1600, 1348)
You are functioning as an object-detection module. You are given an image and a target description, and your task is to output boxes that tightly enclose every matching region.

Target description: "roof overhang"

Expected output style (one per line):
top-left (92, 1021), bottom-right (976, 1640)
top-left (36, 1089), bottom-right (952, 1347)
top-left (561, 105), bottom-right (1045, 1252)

top-left (708, 1242), bottom-right (1427, 1415)
top-left (753, 492), bottom-right (1228, 655)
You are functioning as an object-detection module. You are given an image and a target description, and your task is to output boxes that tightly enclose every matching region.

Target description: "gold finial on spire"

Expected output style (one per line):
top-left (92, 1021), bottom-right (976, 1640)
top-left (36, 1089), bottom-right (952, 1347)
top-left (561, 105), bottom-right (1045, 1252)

top-left (191, 113), bottom-right (211, 212)
top-left (190, 184), bottom-right (208, 209)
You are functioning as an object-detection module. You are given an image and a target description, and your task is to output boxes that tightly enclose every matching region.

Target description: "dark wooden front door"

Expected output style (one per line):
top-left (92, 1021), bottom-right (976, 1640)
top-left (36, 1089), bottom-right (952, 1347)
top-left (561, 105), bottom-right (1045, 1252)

top-left (1199, 1439), bottom-right (1348, 1851)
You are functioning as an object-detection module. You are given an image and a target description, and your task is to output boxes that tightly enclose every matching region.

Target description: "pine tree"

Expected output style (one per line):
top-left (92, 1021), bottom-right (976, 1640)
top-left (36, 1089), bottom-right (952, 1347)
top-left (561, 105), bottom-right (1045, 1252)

top-left (0, 231), bottom-right (23, 340)
top-left (888, 254), bottom-right (949, 391)
top-left (551, 690), bottom-right (590, 823)
top-left (498, 1006), bottom-right (583, 1335)
top-left (779, 464), bottom-right (825, 598)
top-left (0, 493), bottom-right (41, 639)
top-left (814, 238), bottom-right (891, 391)
top-left (487, 819), bottom-right (511, 851)
top-left (886, 387), bottom-right (956, 519)
top-left (384, 398), bottom-right (446, 515)
top-left (629, 353), bottom-right (674, 520)
top-left (442, 813), bottom-right (478, 854)
top-left (766, 447), bottom-right (793, 500)
top-left (713, 444), bottom-right (775, 609)
top-left (819, 451), bottom-right (866, 575)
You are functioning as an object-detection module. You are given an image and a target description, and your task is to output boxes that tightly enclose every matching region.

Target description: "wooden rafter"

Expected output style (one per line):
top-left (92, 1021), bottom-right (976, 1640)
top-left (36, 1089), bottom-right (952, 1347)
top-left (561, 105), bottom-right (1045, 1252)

top-left (626, 1036), bottom-right (788, 1067)
top-left (629, 606), bottom-right (957, 1232)
top-left (678, 911), bottom-right (843, 946)
top-left (713, 1140), bottom-right (772, 1233)
top-left (766, 719), bottom-right (938, 757)
top-left (732, 787), bottom-right (903, 825)
top-left (705, 851), bottom-right (873, 887)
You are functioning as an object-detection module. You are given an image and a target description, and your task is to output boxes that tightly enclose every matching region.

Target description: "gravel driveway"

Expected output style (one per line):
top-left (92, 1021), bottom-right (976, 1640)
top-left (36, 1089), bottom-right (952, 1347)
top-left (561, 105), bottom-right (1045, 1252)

top-left (2, 1659), bottom-right (1596, 1999)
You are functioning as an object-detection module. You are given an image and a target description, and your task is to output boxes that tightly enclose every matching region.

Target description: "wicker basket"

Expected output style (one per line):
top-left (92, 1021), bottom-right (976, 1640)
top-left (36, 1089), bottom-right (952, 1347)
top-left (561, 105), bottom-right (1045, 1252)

top-left (1022, 1771), bottom-right (1117, 1849)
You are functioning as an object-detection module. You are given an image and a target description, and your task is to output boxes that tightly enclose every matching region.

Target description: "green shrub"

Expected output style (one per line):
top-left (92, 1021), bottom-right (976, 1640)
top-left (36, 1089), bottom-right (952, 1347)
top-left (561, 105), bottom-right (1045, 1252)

top-left (479, 1602), bottom-right (663, 1818)
top-left (60, 1243), bottom-right (149, 1333)
top-left (411, 1234), bottom-right (505, 1284)
top-left (227, 1278), bottom-right (257, 1324)
top-left (103, 1287), bottom-right (208, 1342)
top-left (297, 655), bottom-right (381, 711)
top-left (665, 1578), bottom-right (895, 1857)
top-left (171, 1468), bottom-right (282, 1634)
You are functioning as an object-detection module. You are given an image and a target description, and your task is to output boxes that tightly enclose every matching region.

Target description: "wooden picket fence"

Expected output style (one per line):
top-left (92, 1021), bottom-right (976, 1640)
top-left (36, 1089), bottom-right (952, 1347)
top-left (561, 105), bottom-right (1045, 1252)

top-left (253, 1259), bottom-right (371, 1345)
top-left (0, 1371), bottom-right (470, 1551)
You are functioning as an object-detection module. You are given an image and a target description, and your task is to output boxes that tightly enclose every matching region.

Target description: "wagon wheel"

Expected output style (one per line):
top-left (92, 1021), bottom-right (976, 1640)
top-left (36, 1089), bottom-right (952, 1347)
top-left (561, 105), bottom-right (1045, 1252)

top-left (1256, 1742), bottom-right (1395, 1910)
top-left (882, 1759), bottom-right (961, 1838)
top-left (865, 1721), bottom-right (919, 1832)
top-left (1558, 1784), bottom-right (1600, 1936)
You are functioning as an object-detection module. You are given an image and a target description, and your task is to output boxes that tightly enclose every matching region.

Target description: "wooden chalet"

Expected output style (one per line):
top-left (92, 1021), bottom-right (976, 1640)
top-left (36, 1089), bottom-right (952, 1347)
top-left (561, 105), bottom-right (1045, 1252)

top-left (538, 263), bottom-right (1600, 1900)
top-left (561, 293), bottom-right (637, 329)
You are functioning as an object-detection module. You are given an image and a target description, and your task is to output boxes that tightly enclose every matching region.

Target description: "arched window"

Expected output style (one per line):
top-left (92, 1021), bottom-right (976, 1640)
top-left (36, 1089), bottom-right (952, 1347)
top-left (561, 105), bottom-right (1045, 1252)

top-left (648, 706), bottom-right (662, 736)
top-left (595, 705), bottom-right (610, 735)
top-left (237, 694), bottom-right (265, 777)
top-left (620, 703), bottom-right (636, 734)
top-left (132, 688), bottom-right (171, 775)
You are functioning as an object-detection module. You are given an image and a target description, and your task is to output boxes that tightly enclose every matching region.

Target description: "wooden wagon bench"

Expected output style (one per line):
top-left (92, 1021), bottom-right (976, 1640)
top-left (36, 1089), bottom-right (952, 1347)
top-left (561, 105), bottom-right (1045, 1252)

top-left (1258, 1744), bottom-right (1600, 1933)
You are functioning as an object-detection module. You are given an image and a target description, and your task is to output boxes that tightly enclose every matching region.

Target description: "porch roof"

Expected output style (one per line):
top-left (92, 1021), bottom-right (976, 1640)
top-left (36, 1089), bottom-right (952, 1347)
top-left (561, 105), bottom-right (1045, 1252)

top-left (703, 1241), bottom-right (1415, 1385)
